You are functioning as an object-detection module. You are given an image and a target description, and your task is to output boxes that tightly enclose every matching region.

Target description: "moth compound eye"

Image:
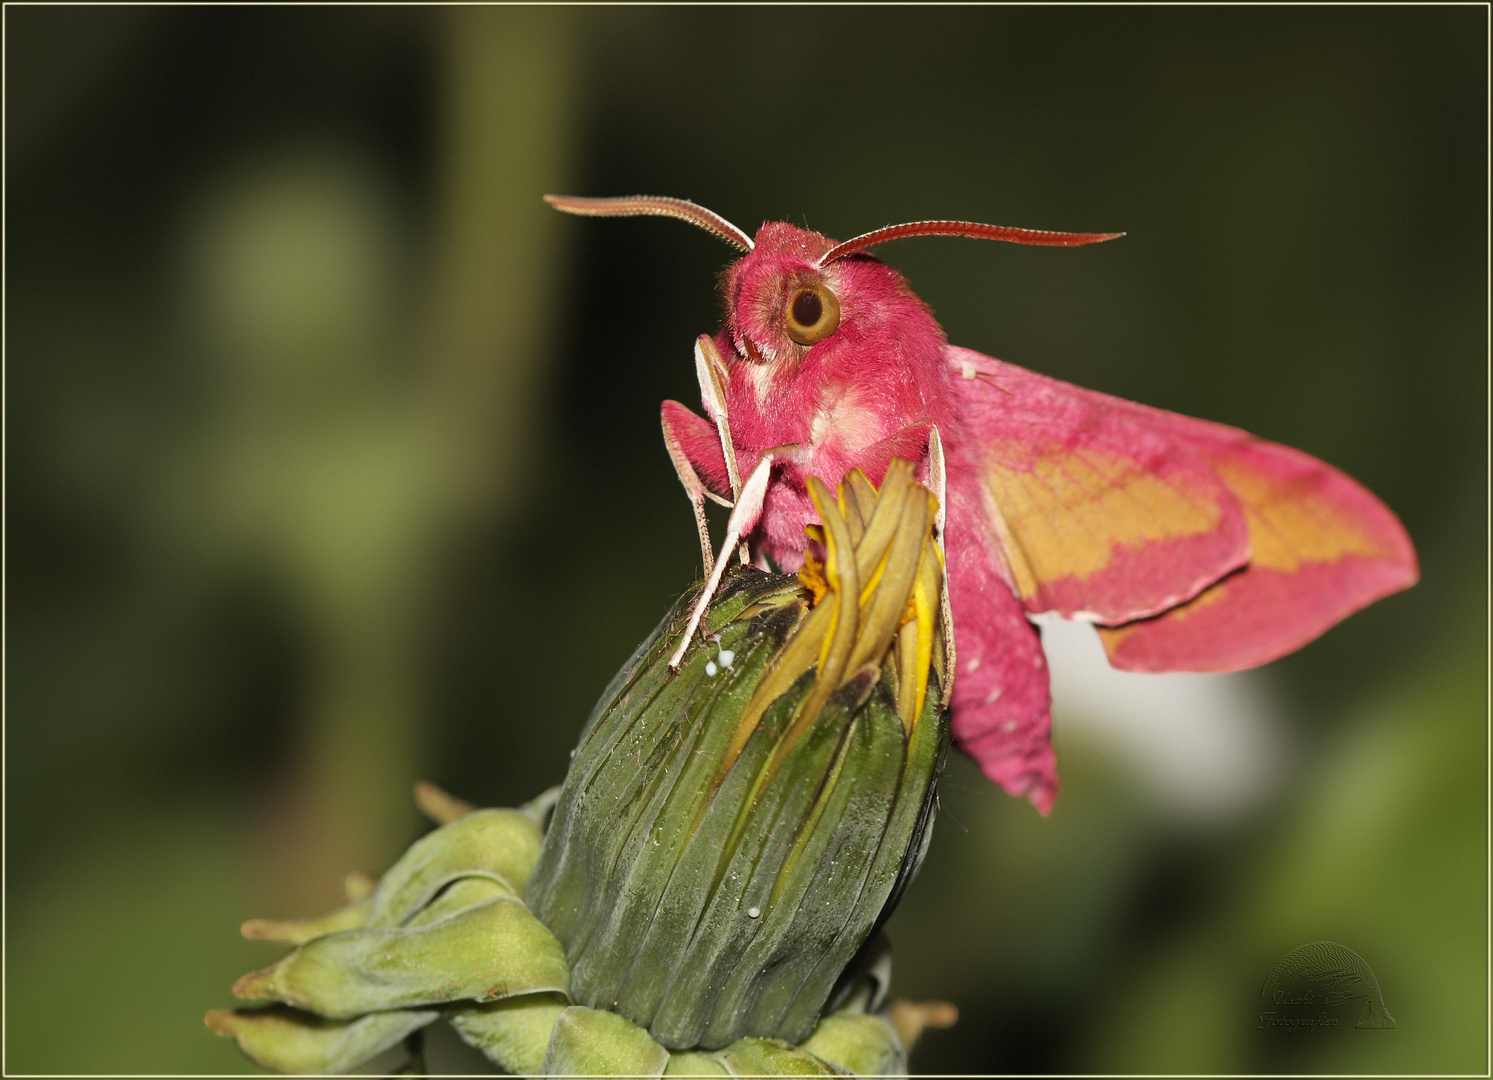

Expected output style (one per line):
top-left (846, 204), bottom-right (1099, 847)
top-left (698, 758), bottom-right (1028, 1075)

top-left (785, 283), bottom-right (840, 345)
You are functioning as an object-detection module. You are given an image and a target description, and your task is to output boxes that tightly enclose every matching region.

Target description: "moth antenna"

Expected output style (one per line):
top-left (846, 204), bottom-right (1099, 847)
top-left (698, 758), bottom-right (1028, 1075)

top-left (818, 219), bottom-right (1123, 265)
top-left (544, 194), bottom-right (754, 251)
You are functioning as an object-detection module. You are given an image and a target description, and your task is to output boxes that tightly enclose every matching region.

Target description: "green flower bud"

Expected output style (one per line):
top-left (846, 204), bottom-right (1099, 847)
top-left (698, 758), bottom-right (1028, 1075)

top-left (527, 460), bottom-right (950, 1051)
top-left (208, 461), bottom-right (959, 1074)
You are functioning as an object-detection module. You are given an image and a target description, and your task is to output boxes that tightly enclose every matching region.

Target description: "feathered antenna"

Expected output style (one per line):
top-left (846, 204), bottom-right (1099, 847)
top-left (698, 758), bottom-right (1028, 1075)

top-left (544, 195), bottom-right (754, 251)
top-left (818, 219), bottom-right (1123, 265)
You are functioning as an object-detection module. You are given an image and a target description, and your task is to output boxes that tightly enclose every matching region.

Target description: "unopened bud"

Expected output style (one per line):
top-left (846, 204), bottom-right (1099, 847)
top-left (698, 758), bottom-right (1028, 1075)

top-left (528, 459), bottom-right (949, 1050)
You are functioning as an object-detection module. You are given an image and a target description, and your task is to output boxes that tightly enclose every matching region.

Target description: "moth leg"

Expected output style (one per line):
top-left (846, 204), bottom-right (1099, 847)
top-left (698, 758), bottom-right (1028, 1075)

top-left (661, 407), bottom-right (721, 571)
top-left (694, 336), bottom-right (742, 498)
top-left (669, 453), bottom-right (773, 670)
top-left (929, 425), bottom-right (957, 705)
top-left (695, 335), bottom-right (749, 565)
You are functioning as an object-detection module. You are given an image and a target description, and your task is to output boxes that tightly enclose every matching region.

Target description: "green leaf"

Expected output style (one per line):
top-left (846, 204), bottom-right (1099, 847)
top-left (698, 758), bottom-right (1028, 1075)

top-left (205, 1004), bottom-right (435, 1074)
top-left (364, 809), bottom-right (542, 927)
top-left (712, 1036), bottom-right (847, 1076)
top-left (542, 1005), bottom-right (670, 1077)
top-left (663, 1050), bottom-right (731, 1076)
top-left (405, 876), bottom-right (510, 927)
top-left (449, 991), bottom-right (568, 1076)
top-left (799, 1012), bottom-right (906, 1077)
top-left (240, 895), bottom-right (372, 945)
top-left (233, 896), bottom-right (568, 1018)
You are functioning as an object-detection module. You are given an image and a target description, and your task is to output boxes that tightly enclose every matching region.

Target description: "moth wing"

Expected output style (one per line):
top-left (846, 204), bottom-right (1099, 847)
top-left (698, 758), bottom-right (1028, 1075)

top-left (947, 346), bottom-right (1417, 673)
top-left (942, 486), bottom-right (1060, 813)
top-left (1085, 399), bottom-right (1418, 672)
top-left (947, 345), bottom-right (1250, 625)
top-left (661, 400), bottom-right (731, 499)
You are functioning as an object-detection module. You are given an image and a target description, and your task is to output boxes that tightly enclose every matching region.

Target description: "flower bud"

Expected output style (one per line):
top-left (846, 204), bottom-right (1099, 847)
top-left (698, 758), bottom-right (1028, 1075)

top-left (527, 459), bottom-right (950, 1051)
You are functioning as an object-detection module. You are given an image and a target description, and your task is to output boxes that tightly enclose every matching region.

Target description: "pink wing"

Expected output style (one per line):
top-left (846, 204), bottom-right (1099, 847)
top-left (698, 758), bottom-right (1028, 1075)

top-left (941, 345), bottom-right (1249, 813)
top-left (943, 482), bottom-right (1060, 814)
top-left (947, 346), bottom-right (1418, 672)
top-left (1086, 403), bottom-right (1419, 672)
top-left (661, 400), bottom-right (731, 497)
top-left (946, 346), bottom-right (1251, 624)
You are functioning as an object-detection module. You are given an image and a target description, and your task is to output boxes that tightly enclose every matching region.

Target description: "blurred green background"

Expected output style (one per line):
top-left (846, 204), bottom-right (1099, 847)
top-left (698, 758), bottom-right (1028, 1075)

top-left (6, 5), bottom-right (1485, 1074)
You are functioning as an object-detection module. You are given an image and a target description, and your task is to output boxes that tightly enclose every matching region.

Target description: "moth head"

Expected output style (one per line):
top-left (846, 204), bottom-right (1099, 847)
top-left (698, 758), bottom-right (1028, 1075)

top-left (719, 222), bottom-right (846, 366)
top-left (543, 194), bottom-right (1122, 367)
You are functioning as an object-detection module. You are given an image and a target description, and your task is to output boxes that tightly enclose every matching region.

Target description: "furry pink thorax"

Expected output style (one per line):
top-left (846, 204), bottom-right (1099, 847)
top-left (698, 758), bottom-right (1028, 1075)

top-left (711, 222), bottom-right (967, 569)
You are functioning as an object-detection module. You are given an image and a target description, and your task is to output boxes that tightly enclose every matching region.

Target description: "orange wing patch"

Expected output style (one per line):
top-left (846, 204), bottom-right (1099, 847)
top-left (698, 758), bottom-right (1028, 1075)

top-left (1099, 440), bottom-right (1418, 672)
top-left (951, 344), bottom-right (1252, 624)
top-left (984, 445), bottom-right (1226, 606)
top-left (1211, 458), bottom-right (1394, 572)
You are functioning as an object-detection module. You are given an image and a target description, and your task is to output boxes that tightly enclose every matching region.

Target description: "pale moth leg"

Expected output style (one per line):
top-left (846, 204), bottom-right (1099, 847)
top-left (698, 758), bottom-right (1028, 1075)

top-left (928, 425), bottom-right (958, 706)
top-left (695, 335), bottom-right (750, 565)
top-left (695, 335), bottom-right (743, 499)
top-left (661, 407), bottom-right (720, 571)
top-left (668, 454), bottom-right (773, 670)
